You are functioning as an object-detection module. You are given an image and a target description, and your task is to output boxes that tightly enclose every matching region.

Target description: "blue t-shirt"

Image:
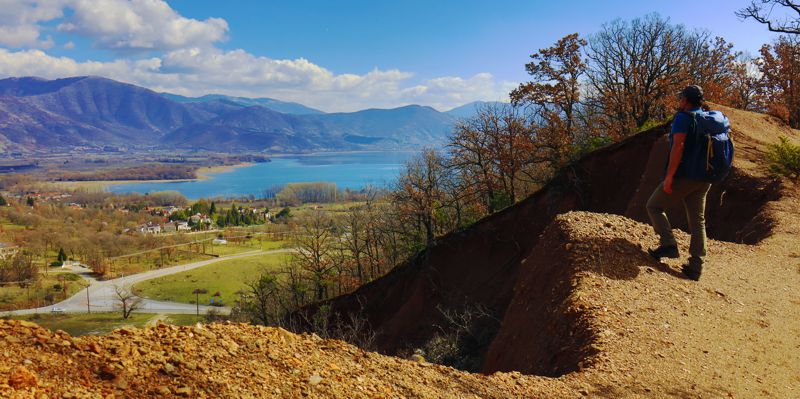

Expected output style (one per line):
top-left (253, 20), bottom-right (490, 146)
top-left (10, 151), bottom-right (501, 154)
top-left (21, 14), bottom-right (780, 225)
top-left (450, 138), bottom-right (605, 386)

top-left (670, 107), bottom-right (701, 138)
top-left (667, 108), bottom-right (701, 178)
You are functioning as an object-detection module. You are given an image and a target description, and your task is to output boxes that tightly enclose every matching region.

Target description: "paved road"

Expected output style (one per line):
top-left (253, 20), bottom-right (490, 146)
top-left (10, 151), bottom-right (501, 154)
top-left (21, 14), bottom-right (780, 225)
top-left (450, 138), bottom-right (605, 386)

top-left (3, 249), bottom-right (290, 316)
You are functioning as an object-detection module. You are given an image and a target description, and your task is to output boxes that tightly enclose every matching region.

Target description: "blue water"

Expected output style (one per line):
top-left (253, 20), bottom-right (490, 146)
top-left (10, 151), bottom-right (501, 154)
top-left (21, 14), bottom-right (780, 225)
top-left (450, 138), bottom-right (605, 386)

top-left (107, 151), bottom-right (415, 200)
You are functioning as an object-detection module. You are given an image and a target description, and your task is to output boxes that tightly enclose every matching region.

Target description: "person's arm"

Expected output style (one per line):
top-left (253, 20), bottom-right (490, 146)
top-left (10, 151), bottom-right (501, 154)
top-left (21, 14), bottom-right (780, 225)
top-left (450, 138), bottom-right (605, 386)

top-left (663, 133), bottom-right (686, 194)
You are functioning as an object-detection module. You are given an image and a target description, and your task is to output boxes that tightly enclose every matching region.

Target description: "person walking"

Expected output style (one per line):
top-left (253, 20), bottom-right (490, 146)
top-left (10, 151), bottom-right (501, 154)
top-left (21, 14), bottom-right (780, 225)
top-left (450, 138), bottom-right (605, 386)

top-left (646, 85), bottom-right (734, 281)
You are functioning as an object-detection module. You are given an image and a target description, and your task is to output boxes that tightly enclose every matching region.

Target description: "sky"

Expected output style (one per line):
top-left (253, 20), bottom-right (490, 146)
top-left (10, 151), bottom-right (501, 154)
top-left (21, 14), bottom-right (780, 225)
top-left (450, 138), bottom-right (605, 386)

top-left (0, 0), bottom-right (786, 112)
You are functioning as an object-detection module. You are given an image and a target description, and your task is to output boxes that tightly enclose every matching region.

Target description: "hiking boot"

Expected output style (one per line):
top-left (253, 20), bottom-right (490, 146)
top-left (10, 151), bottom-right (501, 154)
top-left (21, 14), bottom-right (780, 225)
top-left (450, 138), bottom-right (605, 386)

top-left (648, 245), bottom-right (679, 260)
top-left (682, 257), bottom-right (703, 281)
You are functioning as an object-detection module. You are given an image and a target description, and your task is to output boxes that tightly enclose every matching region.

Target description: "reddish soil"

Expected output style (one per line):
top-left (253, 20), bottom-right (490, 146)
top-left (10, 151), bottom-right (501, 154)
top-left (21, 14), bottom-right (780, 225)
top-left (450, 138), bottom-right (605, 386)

top-left (311, 104), bottom-right (793, 375)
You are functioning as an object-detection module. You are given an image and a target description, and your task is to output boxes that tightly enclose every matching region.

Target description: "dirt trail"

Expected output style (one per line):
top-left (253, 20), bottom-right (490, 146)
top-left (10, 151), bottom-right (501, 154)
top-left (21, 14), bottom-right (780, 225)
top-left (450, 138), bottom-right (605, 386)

top-left (0, 106), bottom-right (798, 398)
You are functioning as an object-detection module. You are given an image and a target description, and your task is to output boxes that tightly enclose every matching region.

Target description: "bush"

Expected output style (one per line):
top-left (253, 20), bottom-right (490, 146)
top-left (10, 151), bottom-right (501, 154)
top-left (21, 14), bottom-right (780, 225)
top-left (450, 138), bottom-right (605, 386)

top-left (766, 136), bottom-right (800, 179)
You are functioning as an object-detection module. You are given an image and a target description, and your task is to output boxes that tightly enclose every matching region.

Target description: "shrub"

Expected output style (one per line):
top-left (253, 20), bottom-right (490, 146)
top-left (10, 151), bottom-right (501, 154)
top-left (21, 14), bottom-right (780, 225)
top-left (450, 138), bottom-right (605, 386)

top-left (765, 136), bottom-right (800, 179)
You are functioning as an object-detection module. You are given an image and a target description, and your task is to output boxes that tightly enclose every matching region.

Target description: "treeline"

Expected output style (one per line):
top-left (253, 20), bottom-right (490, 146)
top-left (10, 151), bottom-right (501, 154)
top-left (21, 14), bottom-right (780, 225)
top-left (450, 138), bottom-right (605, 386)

top-left (0, 254), bottom-right (36, 285)
top-left (51, 164), bottom-right (197, 181)
top-left (215, 204), bottom-right (264, 227)
top-left (276, 182), bottom-right (339, 206)
top-left (232, 205), bottom-right (424, 328)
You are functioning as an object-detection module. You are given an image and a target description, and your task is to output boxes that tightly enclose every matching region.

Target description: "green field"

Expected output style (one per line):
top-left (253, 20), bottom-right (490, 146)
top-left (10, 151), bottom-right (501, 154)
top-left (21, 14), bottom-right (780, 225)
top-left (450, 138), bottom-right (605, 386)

top-left (134, 251), bottom-right (292, 305)
top-left (7, 313), bottom-right (202, 336)
top-left (108, 238), bottom-right (286, 276)
top-left (0, 272), bottom-right (84, 311)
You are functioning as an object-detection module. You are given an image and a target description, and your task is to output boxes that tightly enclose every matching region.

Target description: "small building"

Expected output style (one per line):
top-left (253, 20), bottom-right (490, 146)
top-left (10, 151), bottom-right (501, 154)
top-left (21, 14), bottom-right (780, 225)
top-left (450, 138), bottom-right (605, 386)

top-left (162, 222), bottom-right (178, 233)
top-left (137, 222), bottom-right (162, 234)
top-left (212, 238), bottom-right (228, 245)
top-left (0, 243), bottom-right (19, 260)
top-left (177, 221), bottom-right (191, 231)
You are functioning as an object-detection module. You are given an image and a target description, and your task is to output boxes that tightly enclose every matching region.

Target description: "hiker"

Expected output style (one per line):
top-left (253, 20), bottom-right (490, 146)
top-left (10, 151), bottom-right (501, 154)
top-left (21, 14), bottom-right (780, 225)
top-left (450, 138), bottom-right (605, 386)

top-left (646, 85), bottom-right (734, 281)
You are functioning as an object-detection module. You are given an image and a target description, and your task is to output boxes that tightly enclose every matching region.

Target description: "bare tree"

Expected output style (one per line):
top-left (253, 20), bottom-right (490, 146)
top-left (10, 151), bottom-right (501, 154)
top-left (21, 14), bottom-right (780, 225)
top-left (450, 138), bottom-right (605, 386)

top-left (585, 14), bottom-right (692, 133)
top-left (244, 273), bottom-right (281, 325)
top-left (393, 149), bottom-right (450, 247)
top-left (114, 284), bottom-right (143, 319)
top-left (292, 211), bottom-right (338, 300)
top-left (738, 1), bottom-right (800, 34)
top-left (729, 53), bottom-right (766, 111)
top-left (511, 32), bottom-right (587, 143)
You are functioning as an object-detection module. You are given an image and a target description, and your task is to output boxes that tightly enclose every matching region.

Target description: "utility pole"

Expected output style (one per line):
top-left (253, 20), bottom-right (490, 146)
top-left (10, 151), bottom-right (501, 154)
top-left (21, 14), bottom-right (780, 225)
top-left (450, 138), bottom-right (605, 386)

top-left (86, 283), bottom-right (91, 314)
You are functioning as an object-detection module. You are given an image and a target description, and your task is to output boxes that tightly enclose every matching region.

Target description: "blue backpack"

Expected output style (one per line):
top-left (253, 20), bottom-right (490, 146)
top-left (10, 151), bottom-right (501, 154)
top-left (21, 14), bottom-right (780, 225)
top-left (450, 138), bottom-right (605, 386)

top-left (680, 110), bottom-right (735, 183)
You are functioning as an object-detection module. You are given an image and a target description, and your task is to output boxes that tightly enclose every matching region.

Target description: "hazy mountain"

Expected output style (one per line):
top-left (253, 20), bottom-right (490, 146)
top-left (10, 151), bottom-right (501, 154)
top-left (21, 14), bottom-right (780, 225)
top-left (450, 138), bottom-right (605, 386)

top-left (162, 93), bottom-right (324, 115)
top-left (164, 106), bottom-right (332, 152)
top-left (318, 105), bottom-right (456, 146)
top-left (0, 76), bottom-right (487, 153)
top-left (164, 104), bottom-right (456, 151)
top-left (445, 100), bottom-right (509, 119)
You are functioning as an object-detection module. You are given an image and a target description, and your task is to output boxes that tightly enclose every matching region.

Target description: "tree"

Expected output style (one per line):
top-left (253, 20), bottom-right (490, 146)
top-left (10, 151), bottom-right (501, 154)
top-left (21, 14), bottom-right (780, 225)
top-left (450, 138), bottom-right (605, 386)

top-left (738, 1), bottom-right (800, 34)
top-left (511, 33), bottom-right (587, 144)
top-left (684, 36), bottom-right (741, 106)
top-left (393, 149), bottom-right (450, 247)
top-left (585, 14), bottom-right (696, 133)
top-left (292, 211), bottom-right (338, 300)
top-left (244, 272), bottom-right (280, 325)
top-left (0, 195), bottom-right (6, 206)
top-left (209, 202), bottom-right (216, 215)
top-left (729, 53), bottom-right (766, 111)
top-left (26, 197), bottom-right (34, 207)
top-left (57, 247), bottom-right (67, 263)
top-left (759, 36), bottom-right (800, 127)
top-left (114, 284), bottom-right (143, 319)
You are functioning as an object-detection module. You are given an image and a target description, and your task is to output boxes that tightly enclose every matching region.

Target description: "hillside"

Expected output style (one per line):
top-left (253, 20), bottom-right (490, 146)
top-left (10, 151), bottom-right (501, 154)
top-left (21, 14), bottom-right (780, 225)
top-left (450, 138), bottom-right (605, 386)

top-left (161, 93), bottom-right (325, 115)
top-left (1, 105), bottom-right (798, 398)
top-left (164, 104), bottom-right (456, 151)
top-left (0, 76), bottom-right (459, 153)
top-left (0, 76), bottom-right (218, 149)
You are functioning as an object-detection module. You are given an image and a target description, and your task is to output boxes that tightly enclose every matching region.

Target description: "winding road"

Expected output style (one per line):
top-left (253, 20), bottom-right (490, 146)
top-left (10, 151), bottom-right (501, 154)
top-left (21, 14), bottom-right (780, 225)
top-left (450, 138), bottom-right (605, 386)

top-left (2, 249), bottom-right (290, 316)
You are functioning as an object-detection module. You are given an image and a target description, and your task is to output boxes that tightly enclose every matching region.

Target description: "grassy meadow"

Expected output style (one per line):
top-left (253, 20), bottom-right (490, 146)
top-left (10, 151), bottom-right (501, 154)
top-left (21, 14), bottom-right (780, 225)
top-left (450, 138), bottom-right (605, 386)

top-left (134, 251), bottom-right (292, 305)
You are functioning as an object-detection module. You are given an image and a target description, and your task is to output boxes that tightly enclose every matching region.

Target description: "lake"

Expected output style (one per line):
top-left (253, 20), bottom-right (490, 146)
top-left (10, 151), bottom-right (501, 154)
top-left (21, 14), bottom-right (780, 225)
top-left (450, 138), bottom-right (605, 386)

top-left (107, 151), bottom-right (415, 200)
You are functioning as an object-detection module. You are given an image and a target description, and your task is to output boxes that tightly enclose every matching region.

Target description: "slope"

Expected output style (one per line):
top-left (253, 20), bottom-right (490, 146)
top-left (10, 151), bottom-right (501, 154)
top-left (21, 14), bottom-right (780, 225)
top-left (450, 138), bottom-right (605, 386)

top-left (1, 105), bottom-right (798, 398)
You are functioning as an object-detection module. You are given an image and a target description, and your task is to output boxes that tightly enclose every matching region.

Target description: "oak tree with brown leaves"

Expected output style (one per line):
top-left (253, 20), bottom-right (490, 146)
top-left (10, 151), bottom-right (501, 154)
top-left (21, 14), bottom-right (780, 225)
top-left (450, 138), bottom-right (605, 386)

top-left (759, 35), bottom-right (800, 127)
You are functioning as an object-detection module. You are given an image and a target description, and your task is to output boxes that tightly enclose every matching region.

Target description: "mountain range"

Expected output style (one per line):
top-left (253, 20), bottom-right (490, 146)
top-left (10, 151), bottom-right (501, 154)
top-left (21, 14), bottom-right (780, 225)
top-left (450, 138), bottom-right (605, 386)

top-left (0, 76), bottom-right (504, 153)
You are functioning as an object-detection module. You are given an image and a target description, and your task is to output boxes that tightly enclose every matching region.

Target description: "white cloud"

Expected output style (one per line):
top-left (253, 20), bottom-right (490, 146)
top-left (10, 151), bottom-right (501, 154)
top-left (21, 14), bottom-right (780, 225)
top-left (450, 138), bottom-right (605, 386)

top-left (58, 0), bottom-right (228, 51)
top-left (0, 0), bottom-right (64, 48)
top-left (0, 1), bottom-right (513, 111)
top-left (0, 47), bottom-right (513, 111)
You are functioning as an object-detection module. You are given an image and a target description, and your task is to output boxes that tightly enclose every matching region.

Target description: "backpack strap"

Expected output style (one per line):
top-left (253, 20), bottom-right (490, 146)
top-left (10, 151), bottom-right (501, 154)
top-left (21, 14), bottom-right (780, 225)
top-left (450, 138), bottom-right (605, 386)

top-left (680, 110), bottom-right (714, 172)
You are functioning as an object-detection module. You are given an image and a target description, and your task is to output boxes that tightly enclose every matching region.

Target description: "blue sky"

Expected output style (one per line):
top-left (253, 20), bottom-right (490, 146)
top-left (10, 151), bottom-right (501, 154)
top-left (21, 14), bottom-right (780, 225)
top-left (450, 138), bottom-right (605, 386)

top-left (0, 0), bottom-right (784, 111)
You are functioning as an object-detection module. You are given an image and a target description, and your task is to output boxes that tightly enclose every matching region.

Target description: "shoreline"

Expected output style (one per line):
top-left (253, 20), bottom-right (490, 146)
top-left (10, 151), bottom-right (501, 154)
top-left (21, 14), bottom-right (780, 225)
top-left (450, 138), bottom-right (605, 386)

top-left (195, 162), bottom-right (254, 179)
top-left (45, 162), bottom-right (255, 191)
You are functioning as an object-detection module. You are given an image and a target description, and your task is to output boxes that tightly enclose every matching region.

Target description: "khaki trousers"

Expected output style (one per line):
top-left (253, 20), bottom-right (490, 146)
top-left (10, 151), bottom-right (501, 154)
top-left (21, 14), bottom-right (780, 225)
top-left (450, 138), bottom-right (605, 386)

top-left (646, 179), bottom-right (712, 259)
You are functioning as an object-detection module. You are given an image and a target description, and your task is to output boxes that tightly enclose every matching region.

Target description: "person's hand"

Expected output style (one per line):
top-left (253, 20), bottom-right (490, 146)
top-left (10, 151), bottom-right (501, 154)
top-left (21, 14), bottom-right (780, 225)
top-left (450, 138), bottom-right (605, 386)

top-left (663, 177), bottom-right (673, 195)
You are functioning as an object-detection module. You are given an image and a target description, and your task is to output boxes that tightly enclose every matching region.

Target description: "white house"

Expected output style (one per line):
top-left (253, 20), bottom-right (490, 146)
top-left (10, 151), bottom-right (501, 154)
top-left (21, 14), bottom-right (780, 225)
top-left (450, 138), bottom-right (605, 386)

top-left (137, 222), bottom-right (162, 234)
top-left (0, 243), bottom-right (19, 260)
